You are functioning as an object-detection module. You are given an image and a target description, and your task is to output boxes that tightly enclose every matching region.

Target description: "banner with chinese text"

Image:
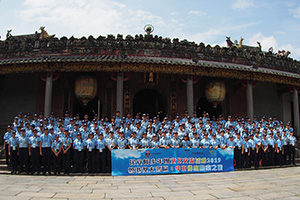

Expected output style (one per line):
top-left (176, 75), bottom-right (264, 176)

top-left (111, 148), bottom-right (234, 176)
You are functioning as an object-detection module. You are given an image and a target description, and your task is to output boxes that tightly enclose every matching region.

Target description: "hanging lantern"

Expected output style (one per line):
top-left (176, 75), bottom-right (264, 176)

top-left (75, 76), bottom-right (97, 106)
top-left (205, 81), bottom-right (226, 108)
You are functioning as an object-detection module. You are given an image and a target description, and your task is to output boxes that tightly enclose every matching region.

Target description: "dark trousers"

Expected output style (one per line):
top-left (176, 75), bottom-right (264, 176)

top-left (276, 150), bottom-right (283, 166)
top-left (283, 145), bottom-right (289, 165)
top-left (74, 150), bottom-right (84, 173)
top-left (250, 148), bottom-right (258, 169)
top-left (10, 148), bottom-right (18, 172)
top-left (234, 148), bottom-right (242, 168)
top-left (96, 149), bottom-right (106, 173)
top-left (262, 148), bottom-right (268, 166)
top-left (106, 148), bottom-right (112, 173)
top-left (31, 148), bottom-right (40, 173)
top-left (62, 149), bottom-right (71, 174)
top-left (19, 148), bottom-right (29, 173)
top-left (5, 143), bottom-right (10, 166)
top-left (87, 149), bottom-right (96, 173)
top-left (268, 147), bottom-right (275, 166)
top-left (289, 146), bottom-right (296, 164)
top-left (52, 152), bottom-right (61, 174)
top-left (42, 148), bottom-right (51, 174)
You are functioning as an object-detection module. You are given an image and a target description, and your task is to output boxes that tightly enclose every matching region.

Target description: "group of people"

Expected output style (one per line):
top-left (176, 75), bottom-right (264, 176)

top-left (2, 110), bottom-right (298, 175)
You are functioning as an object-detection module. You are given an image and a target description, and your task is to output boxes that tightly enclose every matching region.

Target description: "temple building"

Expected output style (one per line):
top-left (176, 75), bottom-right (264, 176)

top-left (0, 26), bottom-right (299, 138)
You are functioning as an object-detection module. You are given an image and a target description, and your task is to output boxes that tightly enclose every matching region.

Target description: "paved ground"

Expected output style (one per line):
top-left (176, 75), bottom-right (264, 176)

top-left (0, 167), bottom-right (299, 200)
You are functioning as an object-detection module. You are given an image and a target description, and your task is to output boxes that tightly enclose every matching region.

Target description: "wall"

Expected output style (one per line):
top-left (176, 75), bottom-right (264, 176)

top-left (253, 82), bottom-right (283, 120)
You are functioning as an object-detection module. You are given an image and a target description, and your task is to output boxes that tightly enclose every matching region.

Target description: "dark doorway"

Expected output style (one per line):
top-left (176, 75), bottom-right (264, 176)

top-left (133, 89), bottom-right (165, 118)
top-left (73, 97), bottom-right (100, 121)
top-left (196, 97), bottom-right (222, 118)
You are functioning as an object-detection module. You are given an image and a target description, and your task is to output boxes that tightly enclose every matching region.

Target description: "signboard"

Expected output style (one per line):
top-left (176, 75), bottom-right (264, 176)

top-left (111, 148), bottom-right (234, 176)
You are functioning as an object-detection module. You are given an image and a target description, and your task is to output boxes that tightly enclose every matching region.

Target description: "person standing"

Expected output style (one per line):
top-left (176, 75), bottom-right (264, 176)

top-left (86, 133), bottom-right (96, 174)
top-left (39, 127), bottom-right (52, 175)
top-left (95, 133), bottom-right (106, 174)
top-left (60, 129), bottom-right (72, 175)
top-left (3, 125), bottom-right (12, 167)
top-left (51, 134), bottom-right (62, 175)
top-left (18, 128), bottom-right (30, 174)
top-left (288, 131), bottom-right (297, 165)
top-left (28, 129), bottom-right (40, 174)
top-left (73, 133), bottom-right (86, 173)
top-left (8, 132), bottom-right (18, 174)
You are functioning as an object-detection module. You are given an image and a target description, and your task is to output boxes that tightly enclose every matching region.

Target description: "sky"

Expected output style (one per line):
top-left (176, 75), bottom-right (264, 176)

top-left (0, 0), bottom-right (300, 60)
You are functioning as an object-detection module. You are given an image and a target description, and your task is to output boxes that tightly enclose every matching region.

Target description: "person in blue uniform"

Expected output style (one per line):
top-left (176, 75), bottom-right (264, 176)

top-left (248, 134), bottom-right (258, 169)
top-left (190, 132), bottom-right (200, 148)
top-left (234, 132), bottom-right (244, 168)
top-left (281, 130), bottom-right (289, 165)
top-left (3, 125), bottom-right (12, 167)
top-left (73, 133), bottom-right (86, 173)
top-left (8, 132), bottom-right (18, 174)
top-left (181, 134), bottom-right (191, 148)
top-left (242, 135), bottom-right (250, 168)
top-left (51, 134), bottom-right (62, 175)
top-left (261, 134), bottom-right (269, 167)
top-left (288, 131), bottom-right (297, 165)
top-left (150, 134), bottom-right (159, 148)
top-left (275, 135), bottom-right (284, 166)
top-left (106, 131), bottom-right (116, 173)
top-left (200, 133), bottom-right (210, 149)
top-left (116, 131), bottom-right (127, 149)
top-left (159, 131), bottom-right (170, 149)
top-left (96, 133), bottom-right (106, 173)
top-left (267, 132), bottom-right (276, 166)
top-left (210, 133), bottom-right (219, 149)
top-left (170, 132), bottom-right (181, 148)
top-left (86, 132), bottom-right (96, 174)
top-left (40, 127), bottom-right (52, 175)
top-left (128, 132), bottom-right (139, 150)
top-left (139, 132), bottom-right (149, 148)
top-left (28, 129), bottom-right (40, 174)
top-left (18, 128), bottom-right (30, 174)
top-left (60, 129), bottom-right (72, 175)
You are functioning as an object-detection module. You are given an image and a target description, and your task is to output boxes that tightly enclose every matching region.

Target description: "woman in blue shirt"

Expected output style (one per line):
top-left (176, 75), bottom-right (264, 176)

top-left (86, 132), bottom-right (96, 174)
top-left (18, 128), bottom-right (29, 174)
top-left (39, 127), bottom-right (52, 175)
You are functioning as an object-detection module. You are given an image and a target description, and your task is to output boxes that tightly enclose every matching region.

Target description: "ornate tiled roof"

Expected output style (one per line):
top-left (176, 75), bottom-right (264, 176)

top-left (0, 33), bottom-right (299, 85)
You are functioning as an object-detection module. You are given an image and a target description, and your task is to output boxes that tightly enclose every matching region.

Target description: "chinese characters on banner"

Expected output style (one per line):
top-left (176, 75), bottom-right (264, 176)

top-left (111, 148), bottom-right (234, 176)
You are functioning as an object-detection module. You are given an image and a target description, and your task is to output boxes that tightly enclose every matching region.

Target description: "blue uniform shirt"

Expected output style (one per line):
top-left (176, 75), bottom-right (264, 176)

top-left (117, 138), bottom-right (128, 149)
top-left (139, 138), bottom-right (149, 148)
top-left (201, 138), bottom-right (210, 148)
top-left (18, 135), bottom-right (29, 148)
top-left (181, 139), bottom-right (191, 148)
top-left (40, 134), bottom-right (52, 148)
top-left (210, 138), bottom-right (219, 148)
top-left (59, 135), bottom-right (72, 149)
top-left (73, 139), bottom-right (85, 151)
top-left (96, 138), bottom-right (106, 151)
top-left (29, 136), bottom-right (40, 148)
top-left (8, 137), bottom-right (18, 150)
top-left (128, 137), bottom-right (139, 149)
top-left (51, 140), bottom-right (61, 152)
top-left (86, 138), bottom-right (96, 151)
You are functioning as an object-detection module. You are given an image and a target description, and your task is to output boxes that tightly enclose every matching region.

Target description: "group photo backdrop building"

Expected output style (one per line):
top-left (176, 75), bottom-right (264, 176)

top-left (0, 27), bottom-right (299, 141)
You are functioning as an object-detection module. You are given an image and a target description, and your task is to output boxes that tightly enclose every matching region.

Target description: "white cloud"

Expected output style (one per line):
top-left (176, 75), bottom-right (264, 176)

top-left (248, 32), bottom-right (300, 59)
top-left (290, 6), bottom-right (300, 18)
top-left (249, 32), bottom-right (278, 51)
top-left (16, 0), bottom-right (167, 37)
top-left (188, 10), bottom-right (207, 16)
top-left (112, 149), bottom-right (145, 159)
top-left (232, 0), bottom-right (254, 9)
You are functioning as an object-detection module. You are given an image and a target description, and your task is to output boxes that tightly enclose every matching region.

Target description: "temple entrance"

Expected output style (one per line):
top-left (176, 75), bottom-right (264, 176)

top-left (196, 97), bottom-right (222, 118)
top-left (73, 96), bottom-right (100, 120)
top-left (133, 89), bottom-right (165, 118)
